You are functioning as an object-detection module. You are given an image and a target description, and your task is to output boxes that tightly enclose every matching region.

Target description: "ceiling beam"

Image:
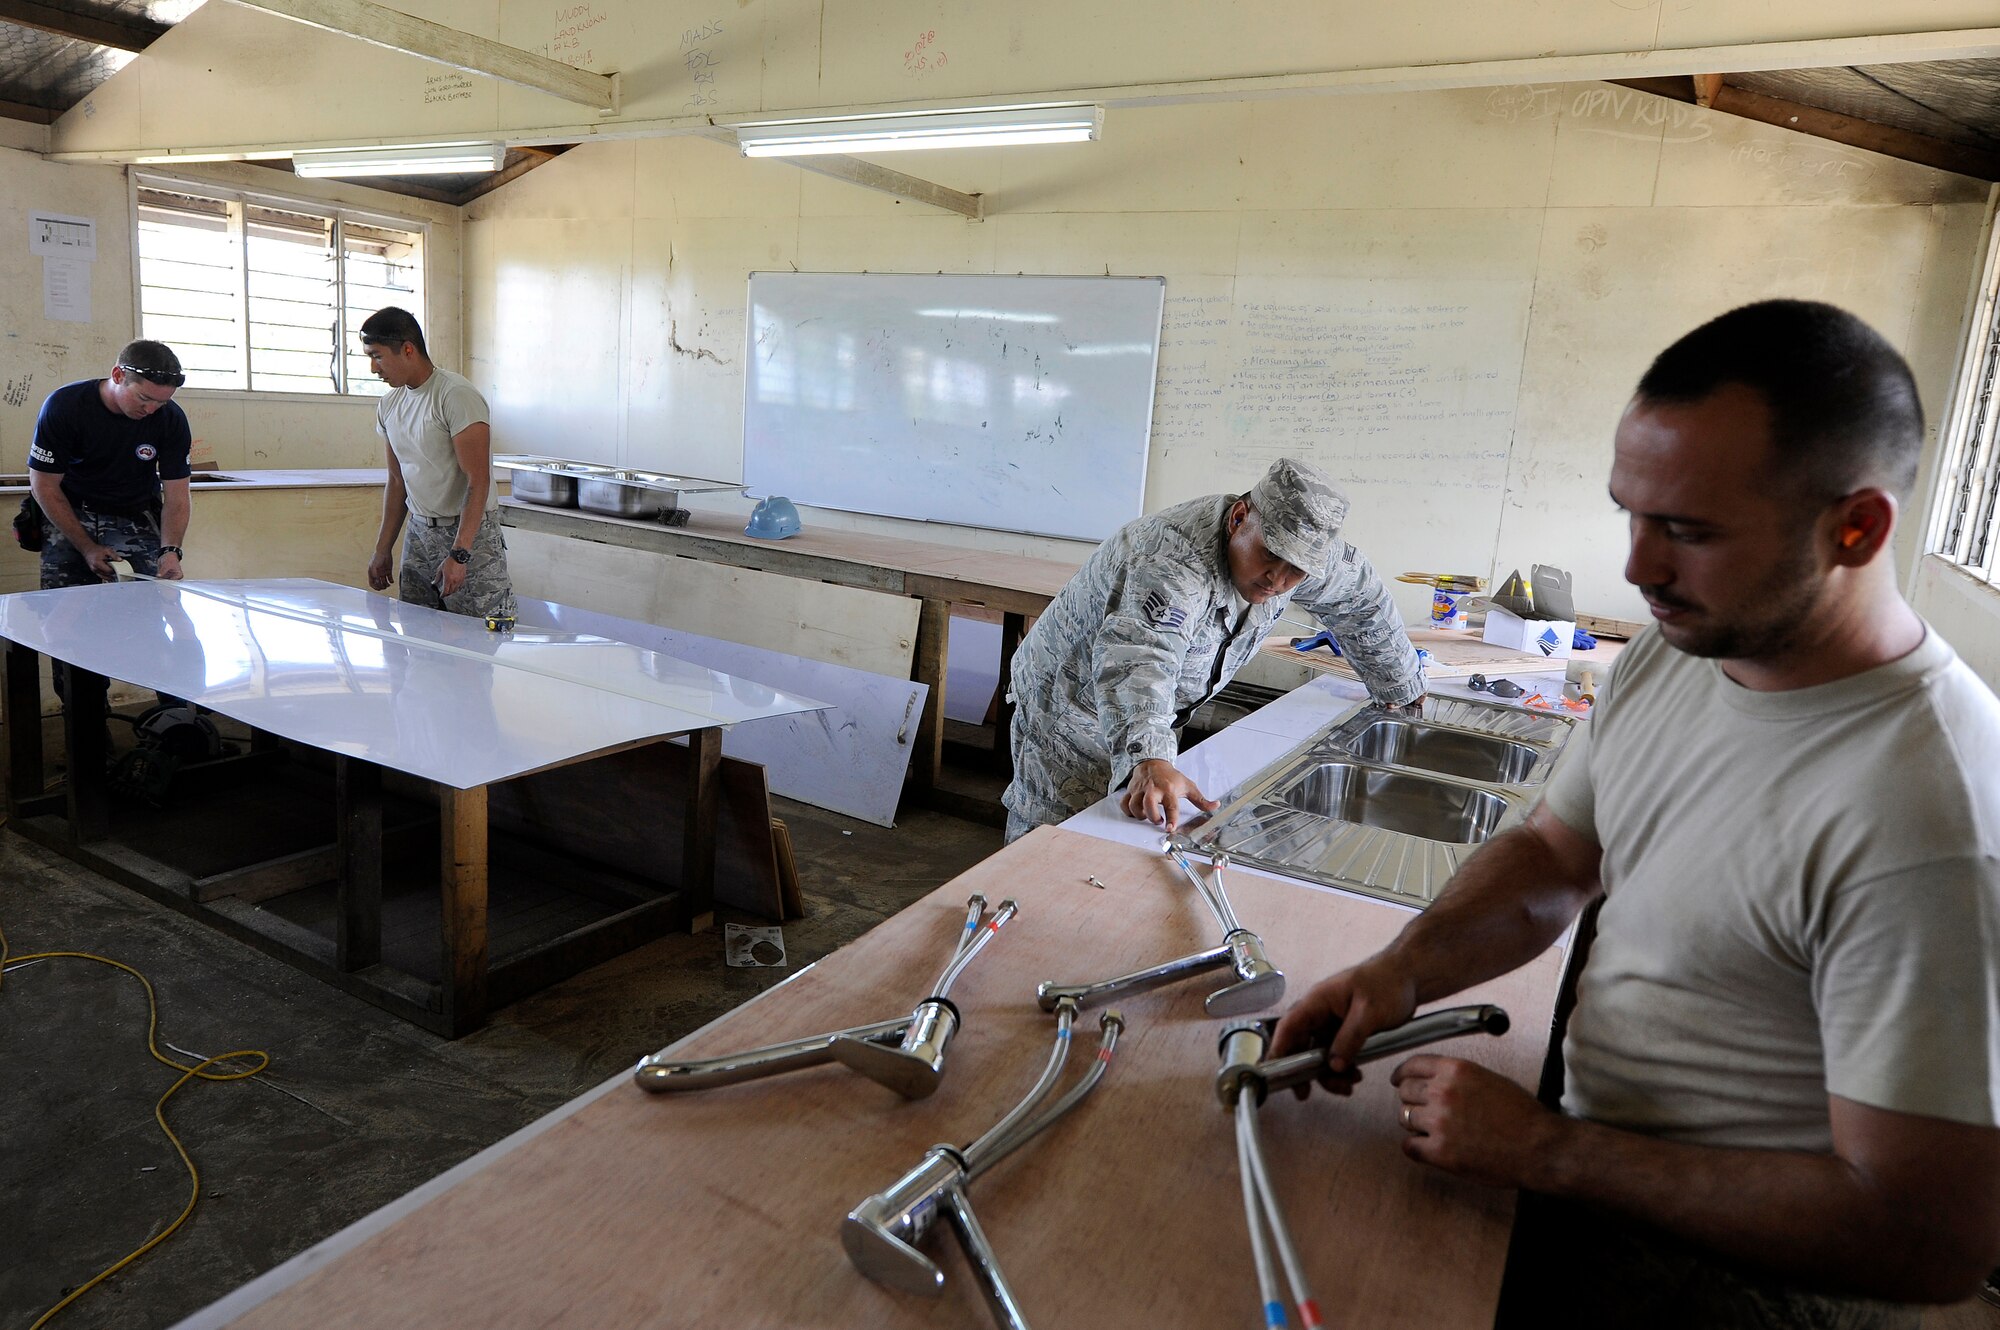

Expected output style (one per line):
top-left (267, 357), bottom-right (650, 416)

top-left (222, 0), bottom-right (617, 112)
top-left (1611, 77), bottom-right (2000, 182)
top-left (453, 146), bottom-right (562, 205)
top-left (1692, 72), bottom-right (1724, 107)
top-left (0, 96), bottom-right (56, 124)
top-left (0, 0), bottom-right (167, 52)
top-left (701, 132), bottom-right (982, 219)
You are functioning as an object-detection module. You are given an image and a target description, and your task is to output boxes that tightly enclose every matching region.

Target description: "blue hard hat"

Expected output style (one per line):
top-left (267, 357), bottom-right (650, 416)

top-left (745, 495), bottom-right (802, 540)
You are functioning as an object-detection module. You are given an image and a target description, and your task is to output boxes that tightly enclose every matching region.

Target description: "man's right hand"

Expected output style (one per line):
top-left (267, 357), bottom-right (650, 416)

top-left (1119, 757), bottom-right (1218, 834)
top-left (367, 550), bottom-right (393, 592)
top-left (83, 544), bottom-right (118, 581)
top-left (1269, 955), bottom-right (1421, 1095)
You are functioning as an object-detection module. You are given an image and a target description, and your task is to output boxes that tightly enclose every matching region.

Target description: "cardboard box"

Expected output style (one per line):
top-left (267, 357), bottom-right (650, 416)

top-left (1482, 606), bottom-right (1575, 659)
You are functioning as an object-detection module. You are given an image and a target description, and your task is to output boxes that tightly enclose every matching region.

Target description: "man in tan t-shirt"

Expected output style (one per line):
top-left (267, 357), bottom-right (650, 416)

top-left (1273, 300), bottom-right (2000, 1327)
top-left (360, 306), bottom-right (516, 622)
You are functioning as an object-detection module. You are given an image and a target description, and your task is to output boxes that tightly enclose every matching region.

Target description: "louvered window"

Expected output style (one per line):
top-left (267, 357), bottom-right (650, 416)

top-left (1928, 210), bottom-right (2000, 584)
top-left (134, 177), bottom-right (425, 397)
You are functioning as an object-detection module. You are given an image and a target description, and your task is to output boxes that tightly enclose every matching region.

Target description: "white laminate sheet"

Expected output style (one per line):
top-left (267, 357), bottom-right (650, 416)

top-left (0, 579), bottom-right (829, 789)
top-left (515, 596), bottom-right (926, 827)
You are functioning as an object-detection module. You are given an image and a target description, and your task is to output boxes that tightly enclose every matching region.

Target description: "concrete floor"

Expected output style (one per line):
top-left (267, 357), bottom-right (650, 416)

top-left (0, 766), bottom-right (1001, 1329)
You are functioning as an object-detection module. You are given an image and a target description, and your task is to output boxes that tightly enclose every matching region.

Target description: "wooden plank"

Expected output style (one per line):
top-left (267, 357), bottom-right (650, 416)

top-left (770, 818), bottom-right (802, 920)
top-left (0, 98), bottom-right (56, 125)
top-left (335, 757), bottom-right (383, 969)
top-left (779, 152), bottom-right (984, 219)
top-left (223, 0), bottom-right (616, 111)
top-left (437, 784), bottom-right (489, 1037)
top-left (1610, 76), bottom-right (2000, 181)
top-left (4, 641), bottom-right (44, 815)
top-left (193, 845), bottom-right (339, 905)
top-left (62, 667), bottom-right (110, 843)
top-left (681, 729), bottom-right (721, 935)
top-left (214, 827), bottom-right (1563, 1329)
top-left (910, 597), bottom-right (950, 792)
top-left (1692, 71), bottom-right (1724, 107)
top-left (0, 0), bottom-right (166, 51)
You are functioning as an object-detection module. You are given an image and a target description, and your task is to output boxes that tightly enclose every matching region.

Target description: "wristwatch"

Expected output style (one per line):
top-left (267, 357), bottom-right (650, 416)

top-left (156, 545), bottom-right (183, 560)
top-left (447, 546), bottom-right (472, 565)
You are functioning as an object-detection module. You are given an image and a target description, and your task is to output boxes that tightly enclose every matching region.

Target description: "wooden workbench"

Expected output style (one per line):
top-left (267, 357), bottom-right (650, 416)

top-left (198, 827), bottom-right (1563, 1329)
top-left (497, 501), bottom-right (1083, 814)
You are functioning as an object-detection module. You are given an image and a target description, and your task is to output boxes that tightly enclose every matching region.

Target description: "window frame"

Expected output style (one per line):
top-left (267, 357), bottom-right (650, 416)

top-left (127, 170), bottom-right (431, 403)
top-left (1922, 193), bottom-right (2000, 586)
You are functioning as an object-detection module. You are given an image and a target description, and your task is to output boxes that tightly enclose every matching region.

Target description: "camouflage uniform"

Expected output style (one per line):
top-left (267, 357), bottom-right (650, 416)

top-left (1002, 459), bottom-right (1423, 842)
top-left (397, 512), bottom-right (516, 622)
top-left (40, 506), bottom-right (164, 588)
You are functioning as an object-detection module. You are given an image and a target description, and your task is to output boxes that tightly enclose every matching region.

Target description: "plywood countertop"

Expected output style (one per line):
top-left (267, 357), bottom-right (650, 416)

top-left (202, 826), bottom-right (1562, 1330)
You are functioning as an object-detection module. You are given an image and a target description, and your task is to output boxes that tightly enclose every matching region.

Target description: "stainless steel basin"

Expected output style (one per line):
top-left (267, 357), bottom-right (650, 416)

top-left (1186, 698), bottom-right (1577, 909)
top-left (1276, 761), bottom-right (1510, 844)
top-left (1336, 719), bottom-right (1541, 786)
top-left (578, 471), bottom-right (675, 518)
top-left (510, 469), bottom-right (578, 507)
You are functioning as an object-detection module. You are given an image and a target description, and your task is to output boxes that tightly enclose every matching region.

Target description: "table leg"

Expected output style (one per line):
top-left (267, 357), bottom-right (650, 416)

top-left (4, 642), bottom-right (44, 817)
top-left (438, 784), bottom-right (489, 1037)
top-left (336, 756), bottom-right (383, 972)
top-left (910, 596), bottom-right (949, 792)
top-left (995, 611), bottom-right (1025, 781)
top-left (682, 728), bottom-right (720, 934)
top-left (63, 665), bottom-right (111, 842)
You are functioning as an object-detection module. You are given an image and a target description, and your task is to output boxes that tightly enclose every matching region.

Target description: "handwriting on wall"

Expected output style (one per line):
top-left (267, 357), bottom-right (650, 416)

top-left (424, 72), bottom-right (473, 105)
top-left (4, 374), bottom-right (31, 409)
top-left (905, 29), bottom-right (948, 75)
top-left (1485, 83), bottom-right (1712, 144)
top-left (1153, 286), bottom-right (1522, 495)
top-left (544, 1), bottom-right (609, 69)
top-left (682, 17), bottom-right (723, 110)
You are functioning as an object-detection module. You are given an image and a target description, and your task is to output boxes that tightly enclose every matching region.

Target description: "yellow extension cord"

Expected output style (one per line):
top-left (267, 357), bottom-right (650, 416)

top-left (0, 914), bottom-right (270, 1329)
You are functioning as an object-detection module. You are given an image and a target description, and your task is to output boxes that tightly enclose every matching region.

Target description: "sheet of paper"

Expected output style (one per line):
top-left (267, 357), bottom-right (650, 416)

top-left (29, 211), bottom-right (95, 260)
top-left (43, 257), bottom-right (90, 323)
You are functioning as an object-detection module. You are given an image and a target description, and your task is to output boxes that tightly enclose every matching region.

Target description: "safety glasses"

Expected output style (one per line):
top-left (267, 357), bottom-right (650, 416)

top-left (119, 364), bottom-right (186, 388)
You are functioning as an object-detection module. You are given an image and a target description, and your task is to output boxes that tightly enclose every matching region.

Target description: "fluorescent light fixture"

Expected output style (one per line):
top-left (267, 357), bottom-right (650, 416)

top-left (915, 308), bottom-right (1059, 324)
top-left (735, 105), bottom-right (1100, 157)
top-left (133, 151), bottom-right (293, 165)
top-left (292, 143), bottom-right (506, 178)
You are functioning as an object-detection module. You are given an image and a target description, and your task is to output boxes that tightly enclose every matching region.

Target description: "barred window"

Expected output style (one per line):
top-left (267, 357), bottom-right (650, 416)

top-left (135, 177), bottom-right (425, 397)
top-left (1928, 212), bottom-right (2000, 584)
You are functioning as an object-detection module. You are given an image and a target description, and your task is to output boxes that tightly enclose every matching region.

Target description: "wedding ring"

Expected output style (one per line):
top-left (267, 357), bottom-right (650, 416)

top-left (1401, 1105), bottom-right (1413, 1131)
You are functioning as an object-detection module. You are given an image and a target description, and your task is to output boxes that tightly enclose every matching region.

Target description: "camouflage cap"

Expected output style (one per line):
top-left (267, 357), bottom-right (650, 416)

top-left (1247, 458), bottom-right (1349, 574)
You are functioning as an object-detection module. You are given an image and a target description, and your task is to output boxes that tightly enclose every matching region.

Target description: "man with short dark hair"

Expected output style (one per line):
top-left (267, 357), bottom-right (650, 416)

top-left (27, 340), bottom-right (192, 587)
top-left (1274, 300), bottom-right (2000, 1327)
top-left (359, 307), bottom-right (515, 622)
top-left (1002, 456), bottom-right (1424, 842)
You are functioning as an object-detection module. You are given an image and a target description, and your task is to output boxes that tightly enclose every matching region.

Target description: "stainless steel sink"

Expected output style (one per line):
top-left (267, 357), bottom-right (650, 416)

top-left (1276, 761), bottom-right (1510, 844)
top-left (1187, 697), bottom-right (1578, 908)
top-left (1335, 719), bottom-right (1542, 786)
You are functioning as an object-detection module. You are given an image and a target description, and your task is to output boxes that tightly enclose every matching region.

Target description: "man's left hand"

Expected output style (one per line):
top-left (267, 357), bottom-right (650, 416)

top-left (156, 551), bottom-right (184, 582)
top-left (1391, 1055), bottom-right (1565, 1189)
top-left (437, 556), bottom-right (468, 598)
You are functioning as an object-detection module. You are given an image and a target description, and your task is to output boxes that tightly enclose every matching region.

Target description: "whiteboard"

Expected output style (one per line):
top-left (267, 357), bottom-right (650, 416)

top-left (741, 272), bottom-right (1164, 541)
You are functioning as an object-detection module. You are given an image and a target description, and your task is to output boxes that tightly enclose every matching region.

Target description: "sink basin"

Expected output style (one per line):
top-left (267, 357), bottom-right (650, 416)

top-left (1336, 719), bottom-right (1541, 785)
top-left (1185, 698), bottom-right (1576, 909)
top-left (1276, 761), bottom-right (1510, 844)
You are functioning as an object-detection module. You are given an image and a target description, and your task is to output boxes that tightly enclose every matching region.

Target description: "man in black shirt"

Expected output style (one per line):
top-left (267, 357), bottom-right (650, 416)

top-left (28, 340), bottom-right (193, 588)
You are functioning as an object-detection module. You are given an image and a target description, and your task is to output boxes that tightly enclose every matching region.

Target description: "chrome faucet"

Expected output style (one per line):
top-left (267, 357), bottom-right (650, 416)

top-left (633, 894), bottom-right (1018, 1099)
top-left (843, 997), bottom-right (1125, 1328)
top-left (1036, 836), bottom-right (1283, 1017)
top-left (1213, 1005), bottom-right (1512, 1328)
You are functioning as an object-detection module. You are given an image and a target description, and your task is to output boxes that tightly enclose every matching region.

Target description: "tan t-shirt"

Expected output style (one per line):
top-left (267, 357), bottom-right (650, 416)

top-left (375, 366), bottom-right (493, 520)
top-left (1541, 625), bottom-right (2000, 1151)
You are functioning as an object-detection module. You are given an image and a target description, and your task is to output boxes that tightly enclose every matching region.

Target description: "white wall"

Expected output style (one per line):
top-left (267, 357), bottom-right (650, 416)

top-left (1914, 557), bottom-right (2000, 690)
top-left (0, 150), bottom-right (464, 474)
top-left (463, 87), bottom-right (1987, 623)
